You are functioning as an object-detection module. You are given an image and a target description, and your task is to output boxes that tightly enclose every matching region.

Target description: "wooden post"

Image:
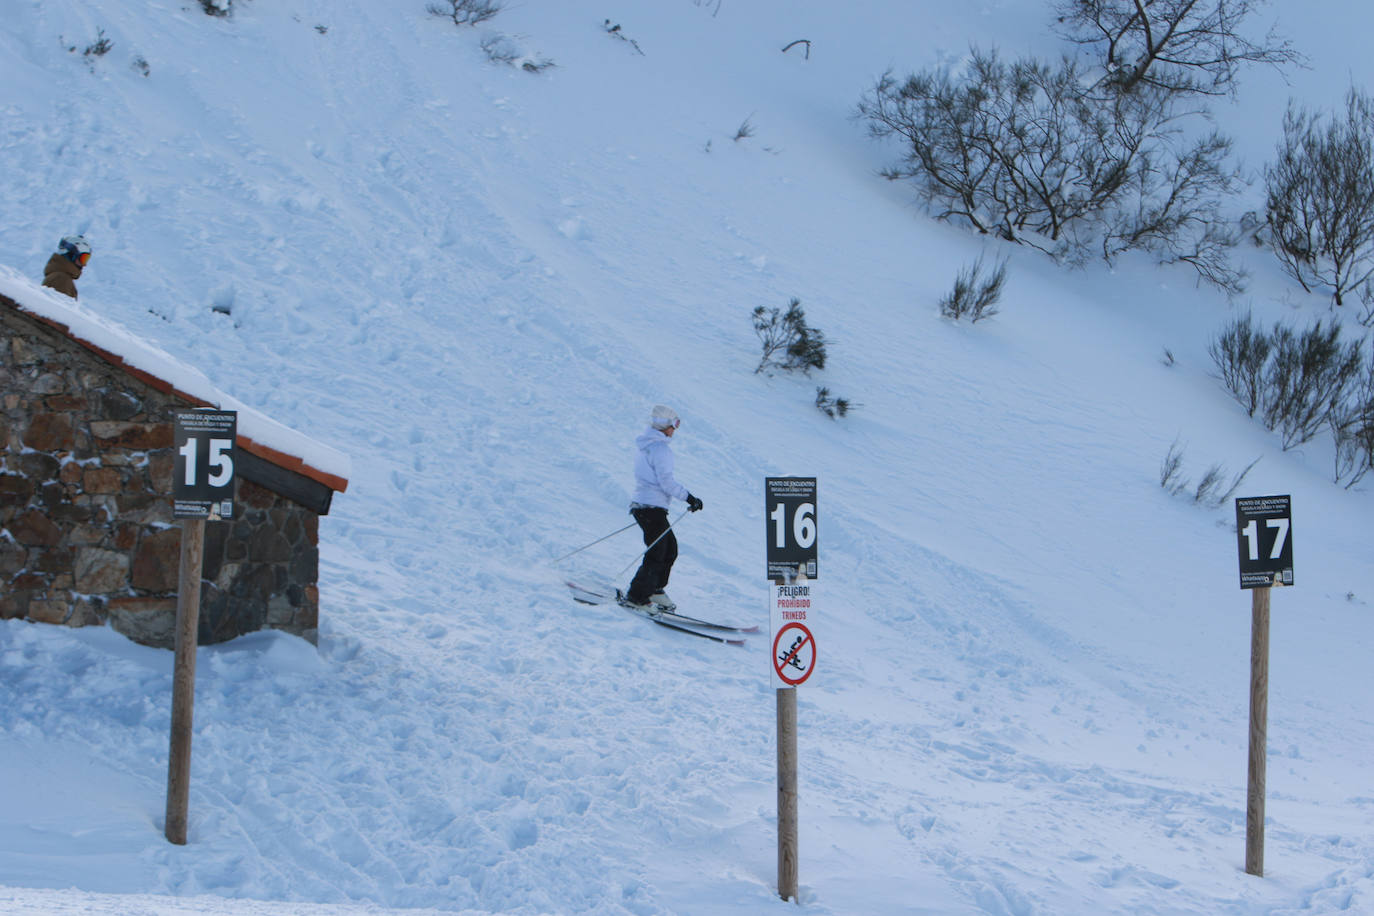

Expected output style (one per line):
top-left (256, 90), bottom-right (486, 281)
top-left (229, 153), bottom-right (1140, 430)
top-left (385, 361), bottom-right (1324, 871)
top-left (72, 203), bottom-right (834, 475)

top-left (777, 686), bottom-right (798, 903)
top-left (164, 517), bottom-right (205, 846)
top-left (1245, 585), bottom-right (1271, 877)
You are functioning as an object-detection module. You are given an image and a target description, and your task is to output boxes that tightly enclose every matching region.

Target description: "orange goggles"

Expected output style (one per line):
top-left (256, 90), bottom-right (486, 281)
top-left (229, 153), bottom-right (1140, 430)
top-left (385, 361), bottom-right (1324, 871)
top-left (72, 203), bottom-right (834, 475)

top-left (77, 252), bottom-right (90, 266)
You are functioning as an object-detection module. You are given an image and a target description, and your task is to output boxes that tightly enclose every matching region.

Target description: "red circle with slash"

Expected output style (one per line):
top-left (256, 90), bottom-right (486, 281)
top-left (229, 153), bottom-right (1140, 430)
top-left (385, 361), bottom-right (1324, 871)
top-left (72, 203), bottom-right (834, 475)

top-left (772, 622), bottom-right (815, 686)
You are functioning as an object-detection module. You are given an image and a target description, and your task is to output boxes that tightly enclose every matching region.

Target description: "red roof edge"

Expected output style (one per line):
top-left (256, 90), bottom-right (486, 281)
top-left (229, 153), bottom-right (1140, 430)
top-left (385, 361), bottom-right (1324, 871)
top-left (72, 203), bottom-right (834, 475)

top-left (240, 436), bottom-right (350, 494)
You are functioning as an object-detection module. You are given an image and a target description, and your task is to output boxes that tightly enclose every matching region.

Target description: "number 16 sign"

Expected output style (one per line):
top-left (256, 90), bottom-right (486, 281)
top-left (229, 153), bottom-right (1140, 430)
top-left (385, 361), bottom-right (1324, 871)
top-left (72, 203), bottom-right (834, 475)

top-left (766, 477), bottom-right (817, 582)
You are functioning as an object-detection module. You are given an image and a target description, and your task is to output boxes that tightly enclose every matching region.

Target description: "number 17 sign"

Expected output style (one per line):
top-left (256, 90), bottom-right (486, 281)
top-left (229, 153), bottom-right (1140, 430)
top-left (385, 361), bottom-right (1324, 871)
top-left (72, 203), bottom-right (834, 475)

top-left (1235, 495), bottom-right (1293, 589)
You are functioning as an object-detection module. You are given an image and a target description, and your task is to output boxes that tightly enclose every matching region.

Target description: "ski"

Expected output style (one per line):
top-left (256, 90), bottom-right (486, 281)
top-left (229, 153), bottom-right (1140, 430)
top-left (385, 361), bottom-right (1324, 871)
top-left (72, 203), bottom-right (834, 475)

top-left (565, 581), bottom-right (756, 642)
top-left (621, 604), bottom-right (747, 646)
top-left (566, 581), bottom-right (759, 632)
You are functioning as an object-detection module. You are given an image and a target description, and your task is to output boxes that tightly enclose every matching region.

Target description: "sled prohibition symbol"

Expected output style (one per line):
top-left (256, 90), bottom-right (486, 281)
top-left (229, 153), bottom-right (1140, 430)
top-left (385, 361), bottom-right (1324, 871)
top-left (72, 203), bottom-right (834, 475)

top-left (773, 622), bottom-right (814, 687)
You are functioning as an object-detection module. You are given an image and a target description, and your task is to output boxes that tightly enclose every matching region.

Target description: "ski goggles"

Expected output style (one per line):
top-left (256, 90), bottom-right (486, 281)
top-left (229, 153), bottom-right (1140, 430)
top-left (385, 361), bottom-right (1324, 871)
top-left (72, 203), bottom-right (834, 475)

top-left (77, 251), bottom-right (90, 266)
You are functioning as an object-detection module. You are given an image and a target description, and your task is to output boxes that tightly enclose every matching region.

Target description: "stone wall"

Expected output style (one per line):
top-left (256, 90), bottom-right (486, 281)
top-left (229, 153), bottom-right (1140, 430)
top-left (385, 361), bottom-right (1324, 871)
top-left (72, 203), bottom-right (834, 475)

top-left (1, 303), bottom-right (320, 648)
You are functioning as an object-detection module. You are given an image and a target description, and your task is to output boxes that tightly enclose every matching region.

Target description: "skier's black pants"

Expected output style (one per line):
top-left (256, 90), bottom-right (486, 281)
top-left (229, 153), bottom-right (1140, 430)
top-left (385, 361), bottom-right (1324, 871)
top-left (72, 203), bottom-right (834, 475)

top-left (627, 507), bottom-right (677, 604)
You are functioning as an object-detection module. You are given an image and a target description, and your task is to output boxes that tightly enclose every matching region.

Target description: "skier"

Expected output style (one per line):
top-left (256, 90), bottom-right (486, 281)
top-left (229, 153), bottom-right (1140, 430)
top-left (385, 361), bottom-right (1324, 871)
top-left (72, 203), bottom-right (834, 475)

top-left (624, 405), bottom-right (703, 612)
top-left (42, 235), bottom-right (91, 300)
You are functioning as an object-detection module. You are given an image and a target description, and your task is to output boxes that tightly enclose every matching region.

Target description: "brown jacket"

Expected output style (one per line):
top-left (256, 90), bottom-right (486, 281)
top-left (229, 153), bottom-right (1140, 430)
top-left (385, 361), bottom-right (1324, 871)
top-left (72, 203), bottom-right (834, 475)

top-left (42, 252), bottom-right (81, 300)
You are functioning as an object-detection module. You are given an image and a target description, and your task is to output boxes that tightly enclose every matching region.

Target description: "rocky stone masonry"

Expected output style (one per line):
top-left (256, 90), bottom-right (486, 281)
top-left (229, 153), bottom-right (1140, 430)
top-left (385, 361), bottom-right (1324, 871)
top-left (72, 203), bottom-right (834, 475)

top-left (1, 305), bottom-right (320, 648)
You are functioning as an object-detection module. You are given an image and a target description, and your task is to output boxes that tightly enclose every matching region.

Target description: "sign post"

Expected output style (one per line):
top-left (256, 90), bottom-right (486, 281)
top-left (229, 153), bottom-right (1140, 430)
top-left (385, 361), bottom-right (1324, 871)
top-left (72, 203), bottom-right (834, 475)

top-left (1234, 494), bottom-right (1293, 878)
top-left (165, 409), bottom-right (236, 846)
top-left (766, 477), bottom-right (817, 903)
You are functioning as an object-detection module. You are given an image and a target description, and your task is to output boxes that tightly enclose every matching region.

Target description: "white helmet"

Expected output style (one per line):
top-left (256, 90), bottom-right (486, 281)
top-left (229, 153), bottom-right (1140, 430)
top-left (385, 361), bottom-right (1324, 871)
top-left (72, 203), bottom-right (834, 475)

top-left (59, 235), bottom-right (91, 265)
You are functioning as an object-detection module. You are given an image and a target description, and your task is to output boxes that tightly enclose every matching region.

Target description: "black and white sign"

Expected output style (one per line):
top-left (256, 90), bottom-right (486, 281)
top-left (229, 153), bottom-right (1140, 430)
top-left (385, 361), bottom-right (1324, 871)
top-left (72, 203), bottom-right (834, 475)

top-left (766, 477), bottom-right (818, 582)
top-left (174, 410), bottom-right (237, 520)
top-left (1235, 494), bottom-right (1293, 589)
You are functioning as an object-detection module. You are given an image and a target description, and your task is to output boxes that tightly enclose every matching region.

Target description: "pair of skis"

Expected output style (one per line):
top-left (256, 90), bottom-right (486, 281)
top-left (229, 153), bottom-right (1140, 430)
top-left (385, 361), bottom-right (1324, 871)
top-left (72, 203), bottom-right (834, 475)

top-left (565, 581), bottom-right (757, 646)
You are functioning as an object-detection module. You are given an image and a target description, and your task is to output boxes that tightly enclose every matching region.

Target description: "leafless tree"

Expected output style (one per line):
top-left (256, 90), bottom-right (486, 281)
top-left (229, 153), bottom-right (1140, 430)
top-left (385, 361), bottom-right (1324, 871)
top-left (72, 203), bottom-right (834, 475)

top-left (859, 52), bottom-right (1121, 249)
top-left (1266, 89), bottom-right (1374, 306)
top-left (1053, 0), bottom-right (1304, 97)
top-left (858, 47), bottom-right (1242, 289)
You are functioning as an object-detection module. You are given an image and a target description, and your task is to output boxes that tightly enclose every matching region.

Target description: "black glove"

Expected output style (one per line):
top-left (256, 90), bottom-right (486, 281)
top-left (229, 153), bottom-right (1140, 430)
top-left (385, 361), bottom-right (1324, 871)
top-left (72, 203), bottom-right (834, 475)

top-left (686, 493), bottom-right (704, 513)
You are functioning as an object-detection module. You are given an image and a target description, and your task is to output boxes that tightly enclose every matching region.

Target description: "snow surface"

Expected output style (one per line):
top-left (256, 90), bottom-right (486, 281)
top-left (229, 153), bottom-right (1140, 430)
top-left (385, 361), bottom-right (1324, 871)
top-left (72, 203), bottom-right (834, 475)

top-left (2, 0), bottom-right (1373, 913)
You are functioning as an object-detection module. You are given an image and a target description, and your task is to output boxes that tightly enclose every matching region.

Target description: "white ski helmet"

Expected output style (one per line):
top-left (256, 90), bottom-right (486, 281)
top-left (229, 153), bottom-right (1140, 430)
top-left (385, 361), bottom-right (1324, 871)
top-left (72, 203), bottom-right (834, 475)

top-left (59, 235), bottom-right (91, 266)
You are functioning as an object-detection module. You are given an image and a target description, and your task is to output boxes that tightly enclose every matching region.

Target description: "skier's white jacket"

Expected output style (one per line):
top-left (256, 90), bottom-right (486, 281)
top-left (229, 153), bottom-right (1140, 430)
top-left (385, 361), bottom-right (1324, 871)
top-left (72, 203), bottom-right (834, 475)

top-left (631, 426), bottom-right (691, 510)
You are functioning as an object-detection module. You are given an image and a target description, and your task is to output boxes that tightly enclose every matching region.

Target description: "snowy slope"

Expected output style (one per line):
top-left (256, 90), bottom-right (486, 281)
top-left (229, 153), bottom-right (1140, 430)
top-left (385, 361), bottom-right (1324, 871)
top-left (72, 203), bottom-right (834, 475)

top-left (2, 0), bottom-right (1373, 913)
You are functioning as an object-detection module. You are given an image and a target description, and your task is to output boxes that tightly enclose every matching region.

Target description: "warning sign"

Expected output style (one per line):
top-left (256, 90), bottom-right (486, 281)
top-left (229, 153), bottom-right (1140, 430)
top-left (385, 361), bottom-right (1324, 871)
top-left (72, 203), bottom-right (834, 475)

top-left (770, 580), bottom-right (817, 688)
top-left (773, 622), bottom-right (815, 687)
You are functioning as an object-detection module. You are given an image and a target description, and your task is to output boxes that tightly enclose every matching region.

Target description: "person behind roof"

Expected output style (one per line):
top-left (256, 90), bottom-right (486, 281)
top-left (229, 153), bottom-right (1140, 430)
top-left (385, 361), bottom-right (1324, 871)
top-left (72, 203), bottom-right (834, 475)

top-left (42, 235), bottom-right (91, 300)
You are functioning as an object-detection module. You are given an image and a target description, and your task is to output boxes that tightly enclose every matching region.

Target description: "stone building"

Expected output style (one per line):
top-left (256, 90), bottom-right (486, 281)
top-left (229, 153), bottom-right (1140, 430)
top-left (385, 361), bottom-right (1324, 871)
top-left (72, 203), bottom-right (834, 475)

top-left (1, 282), bottom-right (349, 649)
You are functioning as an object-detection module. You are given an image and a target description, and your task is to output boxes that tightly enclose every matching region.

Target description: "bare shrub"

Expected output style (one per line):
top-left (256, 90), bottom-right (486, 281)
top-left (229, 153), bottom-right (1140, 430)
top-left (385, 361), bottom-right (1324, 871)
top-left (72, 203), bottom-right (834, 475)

top-left (939, 255), bottom-right (1007, 322)
top-left (1209, 312), bottom-right (1272, 416)
top-left (1265, 89), bottom-right (1374, 306)
top-left (1160, 439), bottom-right (1258, 507)
top-left (1262, 319), bottom-right (1363, 448)
top-left (1331, 359), bottom-right (1374, 486)
top-left (857, 48), bottom-right (1242, 290)
top-left (427, 0), bottom-right (503, 26)
top-left (1160, 439), bottom-right (1189, 496)
top-left (1193, 458), bottom-right (1258, 507)
top-left (1210, 314), bottom-right (1364, 449)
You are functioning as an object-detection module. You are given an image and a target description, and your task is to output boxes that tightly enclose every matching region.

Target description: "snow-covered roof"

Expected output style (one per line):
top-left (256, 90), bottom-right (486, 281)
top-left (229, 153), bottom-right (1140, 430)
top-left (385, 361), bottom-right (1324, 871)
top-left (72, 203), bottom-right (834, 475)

top-left (0, 266), bottom-right (349, 494)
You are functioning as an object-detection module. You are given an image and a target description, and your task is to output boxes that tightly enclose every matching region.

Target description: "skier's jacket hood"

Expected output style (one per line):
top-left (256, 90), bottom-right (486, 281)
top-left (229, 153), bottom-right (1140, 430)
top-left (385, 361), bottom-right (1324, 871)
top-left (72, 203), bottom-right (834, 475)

top-left (631, 426), bottom-right (691, 510)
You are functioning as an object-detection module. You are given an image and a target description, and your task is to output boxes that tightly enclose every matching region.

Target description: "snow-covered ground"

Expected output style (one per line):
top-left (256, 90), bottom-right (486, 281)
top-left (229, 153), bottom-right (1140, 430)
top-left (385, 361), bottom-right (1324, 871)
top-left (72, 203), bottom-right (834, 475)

top-left (2, 1), bottom-right (1373, 913)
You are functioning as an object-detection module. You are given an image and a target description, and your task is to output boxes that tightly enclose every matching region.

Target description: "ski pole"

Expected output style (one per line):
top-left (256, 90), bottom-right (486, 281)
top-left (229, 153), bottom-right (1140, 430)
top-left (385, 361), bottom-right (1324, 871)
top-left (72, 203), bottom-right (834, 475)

top-left (553, 520), bottom-right (639, 564)
top-left (617, 509), bottom-right (690, 576)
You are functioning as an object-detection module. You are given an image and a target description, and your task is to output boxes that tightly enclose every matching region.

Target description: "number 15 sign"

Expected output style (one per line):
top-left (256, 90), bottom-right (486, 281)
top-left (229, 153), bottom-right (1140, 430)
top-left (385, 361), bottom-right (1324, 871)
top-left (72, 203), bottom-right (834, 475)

top-left (174, 410), bottom-right (237, 520)
top-left (1235, 495), bottom-right (1293, 589)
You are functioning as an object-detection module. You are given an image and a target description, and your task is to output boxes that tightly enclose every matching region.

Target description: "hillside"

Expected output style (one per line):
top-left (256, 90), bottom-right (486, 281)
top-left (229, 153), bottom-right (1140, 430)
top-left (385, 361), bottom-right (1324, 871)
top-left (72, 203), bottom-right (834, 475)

top-left (2, 1), bottom-right (1373, 913)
